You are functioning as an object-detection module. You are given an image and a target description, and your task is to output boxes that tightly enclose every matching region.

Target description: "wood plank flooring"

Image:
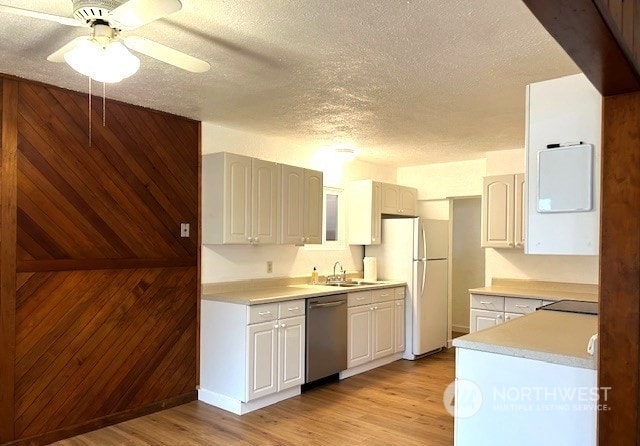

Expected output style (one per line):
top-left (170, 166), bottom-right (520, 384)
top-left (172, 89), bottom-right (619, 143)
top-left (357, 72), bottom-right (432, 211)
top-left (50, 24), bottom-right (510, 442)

top-left (53, 349), bottom-right (455, 446)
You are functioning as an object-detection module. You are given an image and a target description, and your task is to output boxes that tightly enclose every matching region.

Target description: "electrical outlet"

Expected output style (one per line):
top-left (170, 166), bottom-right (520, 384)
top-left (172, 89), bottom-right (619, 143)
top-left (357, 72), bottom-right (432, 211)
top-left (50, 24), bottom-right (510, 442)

top-left (267, 261), bottom-right (273, 274)
top-left (180, 223), bottom-right (190, 237)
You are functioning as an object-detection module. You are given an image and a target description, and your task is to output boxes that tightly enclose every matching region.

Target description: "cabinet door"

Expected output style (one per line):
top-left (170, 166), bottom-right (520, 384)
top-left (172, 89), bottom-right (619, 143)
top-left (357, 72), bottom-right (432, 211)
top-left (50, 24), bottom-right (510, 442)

top-left (224, 153), bottom-right (252, 244)
top-left (280, 165), bottom-right (305, 245)
top-left (504, 312), bottom-right (525, 323)
top-left (394, 299), bottom-right (405, 353)
top-left (278, 315), bottom-right (305, 391)
top-left (347, 305), bottom-right (373, 368)
top-left (380, 183), bottom-right (400, 214)
top-left (470, 309), bottom-right (504, 333)
top-left (481, 175), bottom-right (515, 248)
top-left (372, 301), bottom-right (395, 360)
top-left (371, 181), bottom-right (382, 244)
top-left (251, 159), bottom-right (279, 244)
top-left (303, 169), bottom-right (323, 244)
top-left (247, 321), bottom-right (278, 401)
top-left (400, 186), bottom-right (418, 216)
top-left (514, 173), bottom-right (525, 248)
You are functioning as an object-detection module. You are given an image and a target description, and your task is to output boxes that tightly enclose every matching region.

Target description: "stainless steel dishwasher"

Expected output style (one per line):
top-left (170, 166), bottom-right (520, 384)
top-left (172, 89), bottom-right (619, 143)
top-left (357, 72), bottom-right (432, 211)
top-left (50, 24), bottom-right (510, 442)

top-left (305, 294), bottom-right (347, 383)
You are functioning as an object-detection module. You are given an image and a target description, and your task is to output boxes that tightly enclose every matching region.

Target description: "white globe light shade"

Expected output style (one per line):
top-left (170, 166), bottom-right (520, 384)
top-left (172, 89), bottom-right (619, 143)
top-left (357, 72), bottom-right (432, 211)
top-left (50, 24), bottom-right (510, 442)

top-left (65, 39), bottom-right (140, 83)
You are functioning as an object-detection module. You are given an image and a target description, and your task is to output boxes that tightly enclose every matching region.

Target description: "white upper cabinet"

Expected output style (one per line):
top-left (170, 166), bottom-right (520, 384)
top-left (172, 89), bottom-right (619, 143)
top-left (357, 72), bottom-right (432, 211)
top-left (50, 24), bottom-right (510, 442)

top-left (348, 180), bottom-right (417, 245)
top-left (481, 173), bottom-right (525, 249)
top-left (202, 152), bottom-right (278, 245)
top-left (303, 169), bottom-right (323, 245)
top-left (203, 153), bottom-right (322, 245)
top-left (347, 180), bottom-right (382, 245)
top-left (280, 165), bottom-right (305, 245)
top-left (526, 74), bottom-right (601, 255)
top-left (251, 158), bottom-right (279, 244)
top-left (380, 184), bottom-right (418, 216)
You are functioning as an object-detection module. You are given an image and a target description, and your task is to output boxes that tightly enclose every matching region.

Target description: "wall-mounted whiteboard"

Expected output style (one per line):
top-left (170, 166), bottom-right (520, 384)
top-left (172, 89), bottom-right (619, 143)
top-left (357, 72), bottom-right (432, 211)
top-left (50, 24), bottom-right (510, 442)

top-left (537, 144), bottom-right (593, 213)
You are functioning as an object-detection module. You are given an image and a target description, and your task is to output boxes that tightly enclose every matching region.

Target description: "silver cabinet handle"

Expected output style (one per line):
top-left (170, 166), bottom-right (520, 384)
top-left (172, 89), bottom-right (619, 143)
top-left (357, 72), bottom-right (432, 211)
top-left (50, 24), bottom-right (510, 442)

top-left (258, 311), bottom-right (272, 316)
top-left (301, 237), bottom-right (306, 242)
top-left (273, 324), bottom-right (279, 328)
top-left (496, 314), bottom-right (502, 319)
top-left (280, 323), bottom-right (286, 328)
top-left (247, 237), bottom-right (254, 242)
top-left (480, 301), bottom-right (492, 305)
top-left (515, 304), bottom-right (529, 308)
top-left (287, 307), bottom-right (299, 311)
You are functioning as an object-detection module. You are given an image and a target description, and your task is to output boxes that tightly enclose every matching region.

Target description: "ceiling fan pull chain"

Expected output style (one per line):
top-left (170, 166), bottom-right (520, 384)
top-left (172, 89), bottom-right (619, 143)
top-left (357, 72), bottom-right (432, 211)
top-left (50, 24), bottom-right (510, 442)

top-left (102, 82), bottom-right (106, 127)
top-left (88, 76), bottom-right (92, 148)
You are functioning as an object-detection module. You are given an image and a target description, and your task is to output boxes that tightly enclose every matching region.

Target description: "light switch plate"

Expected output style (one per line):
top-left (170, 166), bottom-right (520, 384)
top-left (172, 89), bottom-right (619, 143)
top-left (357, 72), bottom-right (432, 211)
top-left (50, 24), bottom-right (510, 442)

top-left (180, 223), bottom-right (190, 237)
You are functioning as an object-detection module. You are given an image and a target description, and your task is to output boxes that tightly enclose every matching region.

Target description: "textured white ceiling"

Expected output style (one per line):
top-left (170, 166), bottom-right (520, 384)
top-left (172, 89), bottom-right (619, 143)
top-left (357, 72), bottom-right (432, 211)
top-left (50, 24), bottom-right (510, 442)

top-left (0, 0), bottom-right (579, 166)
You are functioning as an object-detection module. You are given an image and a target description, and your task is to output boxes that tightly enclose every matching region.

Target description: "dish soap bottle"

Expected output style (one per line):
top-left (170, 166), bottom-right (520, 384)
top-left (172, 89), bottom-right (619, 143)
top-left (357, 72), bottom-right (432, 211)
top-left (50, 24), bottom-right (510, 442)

top-left (311, 267), bottom-right (319, 284)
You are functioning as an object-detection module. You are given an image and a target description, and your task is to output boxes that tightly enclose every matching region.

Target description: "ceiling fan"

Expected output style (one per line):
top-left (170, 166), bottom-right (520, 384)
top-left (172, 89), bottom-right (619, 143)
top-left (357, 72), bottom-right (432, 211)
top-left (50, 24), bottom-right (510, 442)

top-left (0, 0), bottom-right (211, 83)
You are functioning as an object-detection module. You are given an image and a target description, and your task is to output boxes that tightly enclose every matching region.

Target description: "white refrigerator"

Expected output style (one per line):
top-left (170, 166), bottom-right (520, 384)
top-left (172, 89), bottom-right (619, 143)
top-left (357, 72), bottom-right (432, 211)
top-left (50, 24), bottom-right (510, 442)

top-left (366, 218), bottom-right (448, 360)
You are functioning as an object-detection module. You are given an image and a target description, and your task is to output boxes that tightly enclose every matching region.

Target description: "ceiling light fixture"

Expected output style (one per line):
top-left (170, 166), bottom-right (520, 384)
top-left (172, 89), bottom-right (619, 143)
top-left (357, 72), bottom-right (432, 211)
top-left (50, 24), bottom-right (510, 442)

top-left (333, 146), bottom-right (358, 163)
top-left (63, 23), bottom-right (140, 83)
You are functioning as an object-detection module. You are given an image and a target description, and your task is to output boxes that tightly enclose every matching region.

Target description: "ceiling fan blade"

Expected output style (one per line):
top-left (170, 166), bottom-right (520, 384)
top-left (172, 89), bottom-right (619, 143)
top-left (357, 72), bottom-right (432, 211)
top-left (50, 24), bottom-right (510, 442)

top-left (124, 36), bottom-right (210, 73)
top-left (109, 0), bottom-right (182, 30)
top-left (0, 4), bottom-right (83, 27)
top-left (47, 37), bottom-right (89, 63)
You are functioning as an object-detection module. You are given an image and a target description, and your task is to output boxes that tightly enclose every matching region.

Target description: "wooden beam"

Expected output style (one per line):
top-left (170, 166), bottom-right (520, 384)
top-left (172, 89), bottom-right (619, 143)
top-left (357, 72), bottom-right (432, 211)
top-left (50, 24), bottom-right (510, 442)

top-left (522, 0), bottom-right (640, 95)
top-left (0, 78), bottom-right (18, 443)
top-left (599, 92), bottom-right (640, 445)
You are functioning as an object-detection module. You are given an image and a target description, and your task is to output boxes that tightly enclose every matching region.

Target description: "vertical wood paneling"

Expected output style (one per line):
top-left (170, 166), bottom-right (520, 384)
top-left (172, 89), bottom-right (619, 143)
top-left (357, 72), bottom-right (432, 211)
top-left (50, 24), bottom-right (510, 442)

top-left (0, 78), bottom-right (17, 444)
top-left (0, 75), bottom-right (199, 445)
top-left (599, 92), bottom-right (640, 445)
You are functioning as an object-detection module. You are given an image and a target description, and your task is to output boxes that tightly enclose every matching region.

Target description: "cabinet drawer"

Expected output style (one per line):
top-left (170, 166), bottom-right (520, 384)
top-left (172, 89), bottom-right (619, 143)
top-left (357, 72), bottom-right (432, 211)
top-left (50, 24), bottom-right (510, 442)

top-left (278, 299), bottom-right (305, 318)
top-left (394, 287), bottom-right (406, 299)
top-left (470, 294), bottom-right (505, 311)
top-left (373, 288), bottom-right (395, 303)
top-left (505, 297), bottom-right (542, 314)
top-left (248, 303), bottom-right (279, 324)
top-left (348, 291), bottom-right (372, 307)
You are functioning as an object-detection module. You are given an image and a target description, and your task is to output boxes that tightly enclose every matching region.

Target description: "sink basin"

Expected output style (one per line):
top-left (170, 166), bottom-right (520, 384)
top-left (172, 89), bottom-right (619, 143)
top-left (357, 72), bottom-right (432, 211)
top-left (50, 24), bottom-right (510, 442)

top-left (324, 282), bottom-right (360, 287)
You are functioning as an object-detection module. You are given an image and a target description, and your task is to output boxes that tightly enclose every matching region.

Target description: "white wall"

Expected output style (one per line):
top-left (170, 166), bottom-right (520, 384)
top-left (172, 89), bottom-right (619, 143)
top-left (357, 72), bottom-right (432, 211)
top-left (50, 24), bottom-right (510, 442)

top-left (201, 122), bottom-right (397, 283)
top-left (398, 159), bottom-right (486, 200)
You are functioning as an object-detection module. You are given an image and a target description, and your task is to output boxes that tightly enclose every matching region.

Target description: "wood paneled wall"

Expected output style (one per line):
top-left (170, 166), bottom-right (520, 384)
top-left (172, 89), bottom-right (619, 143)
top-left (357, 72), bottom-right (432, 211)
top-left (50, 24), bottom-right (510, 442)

top-left (0, 76), bottom-right (200, 445)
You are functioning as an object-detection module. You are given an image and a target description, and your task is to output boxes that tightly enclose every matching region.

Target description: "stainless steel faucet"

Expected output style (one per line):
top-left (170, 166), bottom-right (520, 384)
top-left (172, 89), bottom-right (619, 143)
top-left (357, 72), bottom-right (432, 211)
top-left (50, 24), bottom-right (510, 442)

top-left (329, 261), bottom-right (346, 283)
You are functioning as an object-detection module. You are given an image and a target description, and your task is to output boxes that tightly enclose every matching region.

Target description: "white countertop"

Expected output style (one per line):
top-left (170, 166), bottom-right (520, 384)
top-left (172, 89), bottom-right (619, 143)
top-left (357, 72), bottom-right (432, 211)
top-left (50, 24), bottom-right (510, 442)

top-left (202, 281), bottom-right (406, 305)
top-left (453, 310), bottom-right (598, 369)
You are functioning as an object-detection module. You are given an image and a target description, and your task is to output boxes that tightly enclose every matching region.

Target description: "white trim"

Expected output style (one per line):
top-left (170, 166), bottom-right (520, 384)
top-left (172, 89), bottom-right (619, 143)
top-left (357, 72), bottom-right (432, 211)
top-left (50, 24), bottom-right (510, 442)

top-left (452, 324), bottom-right (470, 334)
top-left (198, 386), bottom-right (301, 415)
top-left (338, 353), bottom-right (403, 379)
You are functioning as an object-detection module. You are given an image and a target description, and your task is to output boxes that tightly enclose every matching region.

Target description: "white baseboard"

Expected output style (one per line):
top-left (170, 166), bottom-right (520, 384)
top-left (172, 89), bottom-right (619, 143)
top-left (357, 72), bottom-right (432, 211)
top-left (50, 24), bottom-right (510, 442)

top-left (339, 353), bottom-right (403, 379)
top-left (198, 386), bottom-right (300, 415)
top-left (452, 324), bottom-right (470, 334)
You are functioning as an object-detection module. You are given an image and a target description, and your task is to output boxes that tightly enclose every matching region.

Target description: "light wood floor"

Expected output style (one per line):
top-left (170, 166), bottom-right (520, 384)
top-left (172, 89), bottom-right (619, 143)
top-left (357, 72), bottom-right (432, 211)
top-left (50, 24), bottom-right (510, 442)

top-left (54, 349), bottom-right (455, 446)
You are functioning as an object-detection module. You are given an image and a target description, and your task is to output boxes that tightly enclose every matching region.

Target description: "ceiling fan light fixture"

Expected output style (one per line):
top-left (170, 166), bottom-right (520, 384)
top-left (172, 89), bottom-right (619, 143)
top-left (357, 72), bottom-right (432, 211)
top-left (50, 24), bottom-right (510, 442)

top-left (64, 38), bottom-right (140, 83)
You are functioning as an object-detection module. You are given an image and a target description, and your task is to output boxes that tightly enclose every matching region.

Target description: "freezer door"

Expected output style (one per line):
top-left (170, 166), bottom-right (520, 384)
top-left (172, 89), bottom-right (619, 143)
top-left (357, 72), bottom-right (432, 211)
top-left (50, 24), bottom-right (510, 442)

top-left (413, 259), bottom-right (448, 355)
top-left (422, 219), bottom-right (449, 260)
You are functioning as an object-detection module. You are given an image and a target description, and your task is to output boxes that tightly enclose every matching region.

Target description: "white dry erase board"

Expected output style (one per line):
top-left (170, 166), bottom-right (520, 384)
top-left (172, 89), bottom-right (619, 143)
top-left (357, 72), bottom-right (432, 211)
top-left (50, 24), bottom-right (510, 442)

top-left (537, 144), bottom-right (593, 213)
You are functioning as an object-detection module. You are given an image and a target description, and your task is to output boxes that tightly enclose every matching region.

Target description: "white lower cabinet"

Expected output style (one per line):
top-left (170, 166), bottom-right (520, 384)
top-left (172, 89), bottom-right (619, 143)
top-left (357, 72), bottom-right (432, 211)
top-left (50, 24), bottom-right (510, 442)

top-left (470, 309), bottom-right (504, 332)
top-left (247, 314), bottom-right (305, 401)
top-left (346, 287), bottom-right (405, 372)
top-left (469, 293), bottom-right (545, 333)
top-left (199, 299), bottom-right (305, 415)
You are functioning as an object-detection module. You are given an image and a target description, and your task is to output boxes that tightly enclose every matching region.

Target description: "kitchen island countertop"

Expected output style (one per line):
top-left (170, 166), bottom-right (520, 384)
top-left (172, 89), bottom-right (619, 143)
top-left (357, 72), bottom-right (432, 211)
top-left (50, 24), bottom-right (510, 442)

top-left (452, 310), bottom-right (597, 369)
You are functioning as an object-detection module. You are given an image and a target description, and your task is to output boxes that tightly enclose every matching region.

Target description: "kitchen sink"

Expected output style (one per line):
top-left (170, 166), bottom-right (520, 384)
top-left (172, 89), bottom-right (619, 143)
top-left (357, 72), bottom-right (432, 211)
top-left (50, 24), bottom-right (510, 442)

top-left (324, 282), bottom-right (361, 287)
top-left (324, 281), bottom-right (379, 287)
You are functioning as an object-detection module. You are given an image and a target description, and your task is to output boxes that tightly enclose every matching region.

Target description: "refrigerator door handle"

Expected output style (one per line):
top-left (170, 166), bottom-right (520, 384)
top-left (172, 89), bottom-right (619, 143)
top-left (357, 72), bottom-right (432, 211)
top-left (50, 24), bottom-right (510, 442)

top-left (419, 260), bottom-right (427, 298)
top-left (421, 220), bottom-right (428, 260)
